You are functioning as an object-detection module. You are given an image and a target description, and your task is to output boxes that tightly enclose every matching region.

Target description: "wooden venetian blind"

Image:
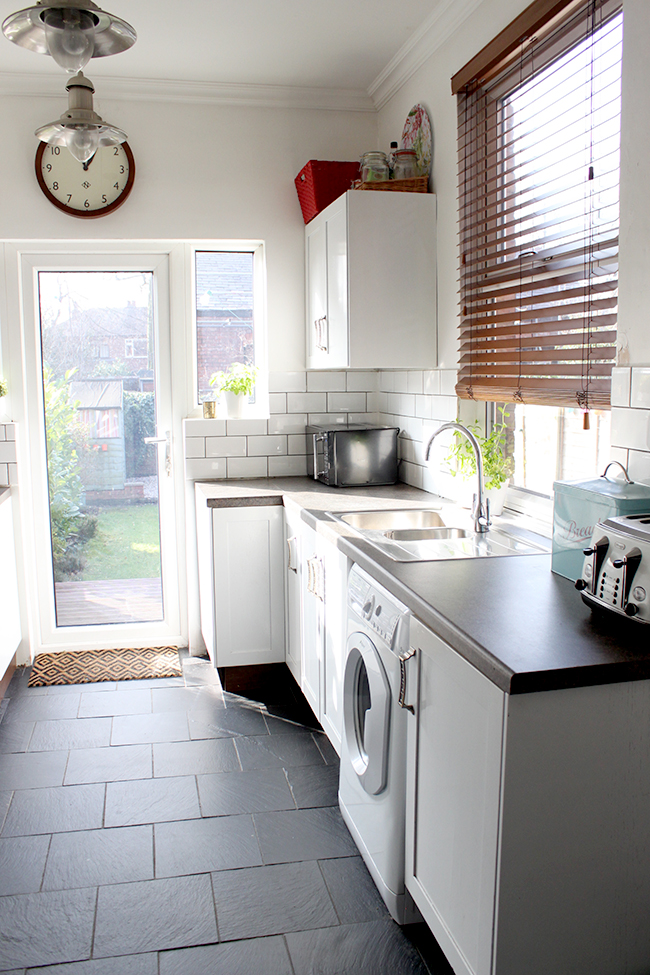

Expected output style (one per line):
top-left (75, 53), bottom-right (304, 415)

top-left (455, 0), bottom-right (622, 409)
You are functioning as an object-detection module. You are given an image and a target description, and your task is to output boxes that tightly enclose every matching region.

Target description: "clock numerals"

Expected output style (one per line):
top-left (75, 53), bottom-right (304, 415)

top-left (35, 142), bottom-right (134, 218)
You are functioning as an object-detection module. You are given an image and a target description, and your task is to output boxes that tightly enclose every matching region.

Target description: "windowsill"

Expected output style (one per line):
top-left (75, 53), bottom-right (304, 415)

top-left (502, 486), bottom-right (553, 539)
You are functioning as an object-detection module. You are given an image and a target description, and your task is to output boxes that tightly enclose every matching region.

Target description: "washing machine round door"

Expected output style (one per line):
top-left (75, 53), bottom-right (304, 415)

top-left (343, 631), bottom-right (391, 796)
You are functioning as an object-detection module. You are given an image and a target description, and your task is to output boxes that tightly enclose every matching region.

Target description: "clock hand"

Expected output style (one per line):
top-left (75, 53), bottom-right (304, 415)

top-left (82, 151), bottom-right (98, 172)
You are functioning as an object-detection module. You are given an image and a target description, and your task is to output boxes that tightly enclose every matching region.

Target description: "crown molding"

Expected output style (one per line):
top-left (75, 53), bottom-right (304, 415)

top-left (368, 0), bottom-right (486, 110)
top-left (0, 71), bottom-right (376, 112)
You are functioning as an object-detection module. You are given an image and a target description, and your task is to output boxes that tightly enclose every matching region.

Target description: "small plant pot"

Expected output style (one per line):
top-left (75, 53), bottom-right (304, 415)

top-left (223, 391), bottom-right (247, 418)
top-left (202, 400), bottom-right (216, 419)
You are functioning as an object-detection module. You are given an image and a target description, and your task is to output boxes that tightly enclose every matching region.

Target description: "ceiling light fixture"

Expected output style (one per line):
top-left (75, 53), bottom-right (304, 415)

top-left (2, 0), bottom-right (136, 73)
top-left (35, 71), bottom-right (126, 163)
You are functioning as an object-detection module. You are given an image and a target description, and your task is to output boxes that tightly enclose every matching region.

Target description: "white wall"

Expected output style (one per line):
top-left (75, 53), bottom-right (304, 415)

top-left (0, 92), bottom-right (378, 372)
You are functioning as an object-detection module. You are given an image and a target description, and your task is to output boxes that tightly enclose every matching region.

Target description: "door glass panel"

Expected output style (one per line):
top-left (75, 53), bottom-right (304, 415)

top-left (38, 270), bottom-right (164, 626)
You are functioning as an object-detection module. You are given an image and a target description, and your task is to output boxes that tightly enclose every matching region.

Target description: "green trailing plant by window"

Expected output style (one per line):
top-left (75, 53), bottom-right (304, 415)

top-left (446, 407), bottom-right (513, 490)
top-left (209, 362), bottom-right (258, 397)
top-left (0, 378), bottom-right (7, 397)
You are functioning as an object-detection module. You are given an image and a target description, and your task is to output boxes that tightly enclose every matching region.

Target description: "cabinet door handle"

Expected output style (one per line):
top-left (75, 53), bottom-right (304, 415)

top-left (287, 537), bottom-right (297, 572)
top-left (315, 316), bottom-right (328, 352)
top-left (398, 647), bottom-right (416, 713)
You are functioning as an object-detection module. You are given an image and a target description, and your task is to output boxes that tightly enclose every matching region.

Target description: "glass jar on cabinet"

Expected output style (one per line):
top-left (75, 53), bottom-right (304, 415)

top-left (360, 151), bottom-right (390, 182)
top-left (392, 149), bottom-right (418, 179)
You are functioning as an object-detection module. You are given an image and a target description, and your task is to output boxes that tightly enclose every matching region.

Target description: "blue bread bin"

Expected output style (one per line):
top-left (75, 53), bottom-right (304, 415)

top-left (552, 463), bottom-right (650, 581)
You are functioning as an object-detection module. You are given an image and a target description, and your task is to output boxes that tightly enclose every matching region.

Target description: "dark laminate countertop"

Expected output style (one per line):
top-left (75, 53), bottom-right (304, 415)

top-left (196, 477), bottom-right (650, 695)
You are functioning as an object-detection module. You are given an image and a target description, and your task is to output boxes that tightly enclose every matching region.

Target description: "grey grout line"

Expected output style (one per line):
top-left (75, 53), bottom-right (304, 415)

top-left (39, 833), bottom-right (53, 893)
top-left (89, 885), bottom-right (100, 961)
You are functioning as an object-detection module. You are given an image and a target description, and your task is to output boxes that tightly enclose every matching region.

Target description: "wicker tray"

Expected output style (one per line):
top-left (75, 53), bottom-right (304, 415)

top-left (354, 175), bottom-right (429, 193)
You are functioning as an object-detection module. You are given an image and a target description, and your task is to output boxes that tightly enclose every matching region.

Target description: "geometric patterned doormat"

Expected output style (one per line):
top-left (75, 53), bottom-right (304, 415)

top-left (27, 646), bottom-right (182, 686)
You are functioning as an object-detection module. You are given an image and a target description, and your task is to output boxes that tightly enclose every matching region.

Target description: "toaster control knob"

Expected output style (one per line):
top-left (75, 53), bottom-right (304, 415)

top-left (575, 578), bottom-right (588, 591)
top-left (612, 558), bottom-right (627, 569)
top-left (625, 603), bottom-right (639, 618)
top-left (583, 547), bottom-right (596, 556)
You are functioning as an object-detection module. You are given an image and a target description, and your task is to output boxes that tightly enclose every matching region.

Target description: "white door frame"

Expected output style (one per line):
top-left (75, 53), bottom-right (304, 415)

top-left (3, 241), bottom-right (188, 654)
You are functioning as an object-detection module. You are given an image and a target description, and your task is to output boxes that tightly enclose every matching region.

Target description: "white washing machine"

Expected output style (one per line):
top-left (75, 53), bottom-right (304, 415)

top-left (338, 562), bottom-right (419, 925)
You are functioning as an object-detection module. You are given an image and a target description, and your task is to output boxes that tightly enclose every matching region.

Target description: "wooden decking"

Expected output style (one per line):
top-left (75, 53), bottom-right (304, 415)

top-left (54, 578), bottom-right (163, 627)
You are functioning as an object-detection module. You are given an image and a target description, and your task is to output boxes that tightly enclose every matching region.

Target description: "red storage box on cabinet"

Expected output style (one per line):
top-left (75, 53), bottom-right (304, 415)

top-left (295, 160), bottom-right (360, 224)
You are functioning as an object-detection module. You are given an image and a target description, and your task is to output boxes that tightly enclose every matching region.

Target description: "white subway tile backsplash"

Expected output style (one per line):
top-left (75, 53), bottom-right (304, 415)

top-left (185, 438), bottom-right (206, 459)
top-left (393, 372), bottom-right (408, 393)
top-left (367, 391), bottom-right (385, 413)
top-left (379, 371), bottom-right (395, 392)
top-left (0, 441), bottom-right (16, 464)
top-left (611, 368), bottom-right (631, 408)
top-left (328, 392), bottom-right (366, 413)
top-left (415, 395), bottom-right (432, 420)
top-left (440, 371), bottom-right (458, 396)
top-left (407, 371), bottom-right (423, 395)
top-left (227, 456), bottom-right (267, 478)
top-left (247, 435), bottom-right (287, 456)
top-left (269, 455), bottom-right (308, 477)
top-left (225, 419), bottom-right (268, 437)
top-left (0, 426), bottom-right (5, 442)
top-left (206, 437), bottom-right (247, 458)
top-left (423, 371), bottom-right (440, 396)
top-left (185, 457), bottom-right (226, 479)
top-left (307, 371), bottom-right (346, 392)
top-left (8, 464), bottom-right (18, 486)
top-left (398, 394), bottom-right (416, 417)
top-left (287, 392), bottom-right (327, 414)
top-left (269, 372), bottom-right (306, 393)
top-left (610, 407), bottom-right (650, 451)
top-left (430, 396), bottom-right (458, 422)
top-left (184, 418), bottom-right (227, 438)
top-left (268, 413), bottom-right (308, 436)
top-left (608, 446), bottom-right (629, 471)
top-left (288, 434), bottom-right (309, 455)
top-left (269, 393), bottom-right (287, 414)
top-left (307, 413), bottom-right (347, 426)
top-left (348, 413), bottom-right (381, 425)
top-left (630, 368), bottom-right (650, 409)
top-left (346, 371), bottom-right (378, 391)
top-left (625, 449), bottom-right (650, 484)
top-left (399, 460), bottom-right (424, 489)
top-left (4, 423), bottom-right (15, 442)
top-left (0, 464), bottom-right (8, 486)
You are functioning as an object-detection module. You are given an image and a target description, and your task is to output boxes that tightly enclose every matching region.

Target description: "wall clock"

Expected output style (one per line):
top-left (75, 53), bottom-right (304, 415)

top-left (35, 142), bottom-right (135, 218)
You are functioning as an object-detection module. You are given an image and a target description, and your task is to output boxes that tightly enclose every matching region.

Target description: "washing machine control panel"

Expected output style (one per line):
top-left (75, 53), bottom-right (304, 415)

top-left (348, 564), bottom-right (410, 652)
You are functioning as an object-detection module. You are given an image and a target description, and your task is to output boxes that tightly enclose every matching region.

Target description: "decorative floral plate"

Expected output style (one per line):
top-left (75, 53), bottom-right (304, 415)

top-left (401, 103), bottom-right (432, 177)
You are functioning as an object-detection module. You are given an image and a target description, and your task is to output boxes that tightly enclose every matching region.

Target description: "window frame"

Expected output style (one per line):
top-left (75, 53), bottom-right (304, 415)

top-left (189, 242), bottom-right (268, 418)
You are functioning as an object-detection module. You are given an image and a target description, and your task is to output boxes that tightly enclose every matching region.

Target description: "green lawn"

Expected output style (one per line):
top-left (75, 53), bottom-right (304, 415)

top-left (79, 503), bottom-right (161, 581)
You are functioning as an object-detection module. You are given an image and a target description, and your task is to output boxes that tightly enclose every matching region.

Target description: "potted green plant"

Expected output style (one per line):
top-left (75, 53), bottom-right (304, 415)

top-left (209, 363), bottom-right (258, 418)
top-left (0, 378), bottom-right (7, 398)
top-left (445, 407), bottom-right (513, 515)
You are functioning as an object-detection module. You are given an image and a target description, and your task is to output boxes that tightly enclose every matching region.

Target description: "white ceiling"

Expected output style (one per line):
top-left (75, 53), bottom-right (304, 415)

top-left (0, 0), bottom-right (440, 93)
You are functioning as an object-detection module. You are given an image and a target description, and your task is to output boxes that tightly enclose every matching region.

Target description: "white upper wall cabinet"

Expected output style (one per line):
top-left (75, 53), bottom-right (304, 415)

top-left (305, 190), bottom-right (437, 370)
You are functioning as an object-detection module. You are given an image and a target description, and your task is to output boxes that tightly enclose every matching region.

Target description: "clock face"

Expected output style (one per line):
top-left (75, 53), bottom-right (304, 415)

top-left (35, 142), bottom-right (135, 218)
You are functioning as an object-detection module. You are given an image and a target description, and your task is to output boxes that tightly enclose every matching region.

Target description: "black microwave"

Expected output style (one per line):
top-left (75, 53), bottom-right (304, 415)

top-left (306, 423), bottom-right (399, 488)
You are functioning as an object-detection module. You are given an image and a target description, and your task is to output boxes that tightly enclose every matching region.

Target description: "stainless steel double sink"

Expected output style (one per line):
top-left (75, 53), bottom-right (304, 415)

top-left (327, 508), bottom-right (549, 562)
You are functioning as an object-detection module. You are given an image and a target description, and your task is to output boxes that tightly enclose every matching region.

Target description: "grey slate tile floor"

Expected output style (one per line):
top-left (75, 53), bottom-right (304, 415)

top-left (0, 655), bottom-right (454, 974)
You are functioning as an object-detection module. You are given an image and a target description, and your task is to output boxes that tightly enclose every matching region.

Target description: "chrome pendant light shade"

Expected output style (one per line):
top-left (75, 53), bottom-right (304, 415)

top-left (3, 0), bottom-right (136, 72)
top-left (35, 71), bottom-right (126, 163)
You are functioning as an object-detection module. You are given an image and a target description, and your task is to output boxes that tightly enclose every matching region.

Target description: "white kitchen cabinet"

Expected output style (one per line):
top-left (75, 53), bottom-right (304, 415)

top-left (320, 539), bottom-right (349, 753)
top-left (305, 189), bottom-right (437, 369)
top-left (405, 616), bottom-right (504, 975)
top-left (300, 522), bottom-right (323, 719)
top-left (299, 521), bottom-right (349, 753)
top-left (284, 503), bottom-right (303, 686)
top-left (0, 491), bottom-right (21, 677)
top-left (406, 616), bottom-right (650, 975)
top-left (195, 493), bottom-right (285, 667)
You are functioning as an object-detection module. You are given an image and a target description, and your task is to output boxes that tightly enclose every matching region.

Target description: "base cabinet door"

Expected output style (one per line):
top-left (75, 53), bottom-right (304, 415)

top-left (211, 504), bottom-right (285, 667)
top-left (284, 506), bottom-right (303, 686)
top-left (405, 617), bottom-right (505, 975)
top-left (300, 524), bottom-right (323, 719)
top-left (320, 541), bottom-right (349, 755)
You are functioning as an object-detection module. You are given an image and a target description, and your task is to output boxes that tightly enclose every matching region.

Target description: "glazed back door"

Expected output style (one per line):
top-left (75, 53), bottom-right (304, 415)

top-left (20, 250), bottom-right (182, 651)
